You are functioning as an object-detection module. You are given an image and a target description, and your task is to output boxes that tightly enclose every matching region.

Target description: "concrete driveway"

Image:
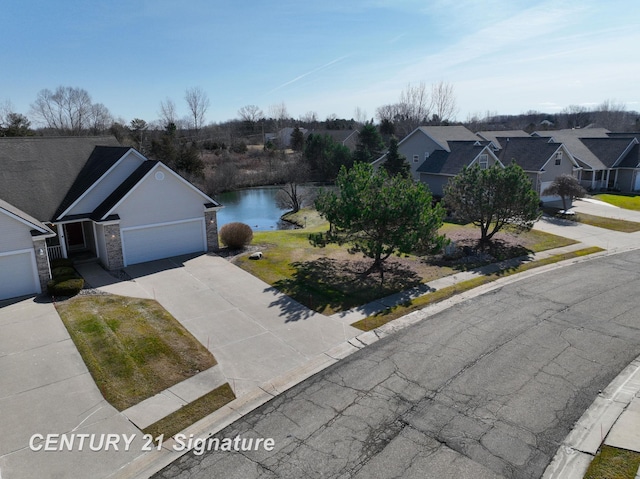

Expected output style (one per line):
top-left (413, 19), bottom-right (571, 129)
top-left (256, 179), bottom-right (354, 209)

top-left (125, 253), bottom-right (360, 396)
top-left (0, 298), bottom-right (144, 479)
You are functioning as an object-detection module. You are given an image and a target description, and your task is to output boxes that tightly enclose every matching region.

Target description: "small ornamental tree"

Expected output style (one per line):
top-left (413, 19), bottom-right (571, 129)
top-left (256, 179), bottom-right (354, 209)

top-left (382, 136), bottom-right (410, 178)
top-left (444, 163), bottom-right (541, 245)
top-left (312, 163), bottom-right (446, 282)
top-left (542, 174), bottom-right (587, 211)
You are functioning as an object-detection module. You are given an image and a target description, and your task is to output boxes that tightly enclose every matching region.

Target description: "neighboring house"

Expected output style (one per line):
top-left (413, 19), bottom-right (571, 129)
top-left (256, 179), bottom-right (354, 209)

top-left (0, 137), bottom-right (221, 301)
top-left (372, 125), bottom-right (480, 181)
top-left (495, 137), bottom-right (581, 205)
top-left (415, 140), bottom-right (502, 196)
top-left (531, 128), bottom-right (611, 190)
top-left (533, 128), bottom-right (640, 191)
top-left (304, 129), bottom-right (360, 151)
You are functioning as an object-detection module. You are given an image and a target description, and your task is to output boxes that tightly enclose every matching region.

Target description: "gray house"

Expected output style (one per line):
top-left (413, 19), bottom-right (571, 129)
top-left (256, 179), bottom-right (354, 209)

top-left (0, 137), bottom-right (221, 301)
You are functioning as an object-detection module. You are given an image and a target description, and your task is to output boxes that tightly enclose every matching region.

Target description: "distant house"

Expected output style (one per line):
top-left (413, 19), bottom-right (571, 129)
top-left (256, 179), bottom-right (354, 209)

top-left (416, 141), bottom-right (502, 196)
top-left (372, 126), bottom-right (480, 181)
top-left (304, 129), bottom-right (360, 151)
top-left (495, 136), bottom-right (580, 205)
top-left (533, 128), bottom-right (640, 191)
top-left (476, 130), bottom-right (531, 150)
top-left (0, 137), bottom-right (221, 301)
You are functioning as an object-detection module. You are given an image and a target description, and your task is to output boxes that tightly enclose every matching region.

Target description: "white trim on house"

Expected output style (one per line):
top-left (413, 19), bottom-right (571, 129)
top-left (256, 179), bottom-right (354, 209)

top-left (0, 207), bottom-right (53, 235)
top-left (98, 163), bottom-right (218, 221)
top-left (54, 148), bottom-right (144, 220)
top-left (467, 148), bottom-right (504, 169)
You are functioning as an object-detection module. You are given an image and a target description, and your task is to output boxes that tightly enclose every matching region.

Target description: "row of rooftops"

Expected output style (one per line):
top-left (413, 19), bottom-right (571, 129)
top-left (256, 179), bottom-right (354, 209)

top-left (403, 126), bottom-right (640, 174)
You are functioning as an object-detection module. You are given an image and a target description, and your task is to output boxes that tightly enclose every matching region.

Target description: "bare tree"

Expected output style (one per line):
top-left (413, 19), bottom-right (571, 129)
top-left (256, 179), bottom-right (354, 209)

top-left (400, 82), bottom-right (432, 125)
top-left (268, 102), bottom-right (289, 131)
top-left (238, 104), bottom-right (263, 123)
top-left (88, 103), bottom-right (113, 134)
top-left (561, 105), bottom-right (591, 129)
top-left (159, 98), bottom-right (178, 127)
top-left (30, 86), bottom-right (94, 134)
top-left (299, 111), bottom-right (318, 124)
top-left (184, 86), bottom-right (210, 133)
top-left (353, 106), bottom-right (368, 125)
top-left (596, 99), bottom-right (628, 131)
top-left (431, 81), bottom-right (458, 124)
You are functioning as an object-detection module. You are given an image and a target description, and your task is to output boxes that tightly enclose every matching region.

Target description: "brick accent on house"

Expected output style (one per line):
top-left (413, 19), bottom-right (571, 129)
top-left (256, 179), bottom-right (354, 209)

top-left (104, 223), bottom-right (124, 270)
top-left (32, 238), bottom-right (52, 292)
top-left (205, 210), bottom-right (219, 251)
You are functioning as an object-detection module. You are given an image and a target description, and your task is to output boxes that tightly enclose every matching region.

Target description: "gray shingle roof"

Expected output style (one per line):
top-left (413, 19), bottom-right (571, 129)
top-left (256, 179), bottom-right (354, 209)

top-left (476, 130), bottom-right (530, 149)
top-left (0, 136), bottom-right (122, 221)
top-left (497, 137), bottom-right (561, 171)
top-left (580, 138), bottom-right (635, 168)
top-left (618, 144), bottom-right (640, 168)
top-left (416, 126), bottom-right (479, 152)
top-left (416, 141), bottom-right (491, 175)
top-left (533, 128), bottom-right (610, 169)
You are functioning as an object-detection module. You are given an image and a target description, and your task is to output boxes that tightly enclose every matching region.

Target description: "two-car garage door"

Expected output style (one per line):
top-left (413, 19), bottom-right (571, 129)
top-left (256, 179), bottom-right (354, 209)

top-left (0, 250), bottom-right (40, 301)
top-left (121, 219), bottom-right (206, 267)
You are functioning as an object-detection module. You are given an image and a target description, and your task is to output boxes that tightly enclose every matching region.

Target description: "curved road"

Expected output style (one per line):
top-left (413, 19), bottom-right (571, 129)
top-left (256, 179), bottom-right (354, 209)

top-left (155, 250), bottom-right (640, 479)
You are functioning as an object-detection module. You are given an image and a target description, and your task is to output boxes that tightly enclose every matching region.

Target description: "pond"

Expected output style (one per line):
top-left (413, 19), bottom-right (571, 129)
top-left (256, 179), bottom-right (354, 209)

top-left (215, 186), bottom-right (295, 231)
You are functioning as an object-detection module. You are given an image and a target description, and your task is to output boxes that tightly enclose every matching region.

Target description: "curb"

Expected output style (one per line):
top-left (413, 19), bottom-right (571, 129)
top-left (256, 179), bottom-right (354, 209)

top-left (108, 245), bottom-right (635, 479)
top-left (542, 357), bottom-right (640, 479)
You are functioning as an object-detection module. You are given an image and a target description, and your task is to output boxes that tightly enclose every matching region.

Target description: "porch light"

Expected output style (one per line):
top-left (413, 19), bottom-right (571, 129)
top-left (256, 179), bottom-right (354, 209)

top-left (38, 248), bottom-right (44, 256)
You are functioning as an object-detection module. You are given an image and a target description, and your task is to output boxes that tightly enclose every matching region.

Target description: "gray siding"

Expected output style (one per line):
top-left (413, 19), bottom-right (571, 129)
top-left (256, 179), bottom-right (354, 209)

top-left (0, 212), bottom-right (34, 253)
top-left (419, 174), bottom-right (452, 197)
top-left (399, 132), bottom-right (442, 180)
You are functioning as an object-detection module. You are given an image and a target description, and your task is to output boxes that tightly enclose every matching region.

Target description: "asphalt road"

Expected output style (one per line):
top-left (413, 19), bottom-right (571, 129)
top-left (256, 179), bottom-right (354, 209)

top-left (154, 250), bottom-right (640, 479)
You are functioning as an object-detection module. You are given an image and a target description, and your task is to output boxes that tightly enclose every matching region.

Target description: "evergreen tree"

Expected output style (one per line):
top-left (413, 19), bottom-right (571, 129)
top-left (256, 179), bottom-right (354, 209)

top-left (382, 137), bottom-right (410, 177)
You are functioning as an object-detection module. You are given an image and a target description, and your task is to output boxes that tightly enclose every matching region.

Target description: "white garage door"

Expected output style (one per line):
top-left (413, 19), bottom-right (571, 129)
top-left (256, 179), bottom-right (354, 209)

top-left (0, 250), bottom-right (40, 300)
top-left (122, 219), bottom-right (206, 266)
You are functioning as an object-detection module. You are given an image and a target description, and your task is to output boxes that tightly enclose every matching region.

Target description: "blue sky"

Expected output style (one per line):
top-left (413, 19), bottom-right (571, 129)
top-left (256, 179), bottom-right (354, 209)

top-left (1, 0), bottom-right (638, 126)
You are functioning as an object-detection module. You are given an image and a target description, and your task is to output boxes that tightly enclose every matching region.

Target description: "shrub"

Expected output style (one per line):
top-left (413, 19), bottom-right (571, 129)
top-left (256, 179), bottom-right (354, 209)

top-left (50, 258), bottom-right (74, 269)
top-left (51, 266), bottom-right (77, 278)
top-left (219, 222), bottom-right (253, 249)
top-left (47, 278), bottom-right (84, 297)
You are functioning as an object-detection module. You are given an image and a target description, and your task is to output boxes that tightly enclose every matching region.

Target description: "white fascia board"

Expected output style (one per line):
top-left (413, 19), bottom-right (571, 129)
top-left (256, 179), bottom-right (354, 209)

top-left (0, 207), bottom-right (53, 234)
top-left (55, 148), bottom-right (140, 220)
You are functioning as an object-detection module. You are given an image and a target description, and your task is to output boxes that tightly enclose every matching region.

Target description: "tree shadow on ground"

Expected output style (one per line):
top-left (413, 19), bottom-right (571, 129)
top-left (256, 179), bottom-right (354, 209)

top-left (429, 239), bottom-right (534, 273)
top-left (266, 257), bottom-right (423, 322)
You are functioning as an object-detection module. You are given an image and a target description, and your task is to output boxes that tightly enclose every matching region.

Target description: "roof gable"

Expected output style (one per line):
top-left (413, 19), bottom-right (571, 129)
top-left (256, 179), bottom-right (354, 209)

top-left (497, 137), bottom-right (566, 171)
top-left (580, 137), bottom-right (638, 168)
top-left (416, 126), bottom-right (479, 152)
top-left (94, 162), bottom-right (220, 221)
top-left (416, 141), bottom-right (497, 175)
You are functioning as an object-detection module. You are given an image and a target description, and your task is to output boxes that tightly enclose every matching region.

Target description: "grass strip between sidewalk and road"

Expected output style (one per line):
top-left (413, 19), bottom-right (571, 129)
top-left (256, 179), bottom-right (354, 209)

top-left (583, 445), bottom-right (640, 479)
top-left (55, 295), bottom-right (217, 411)
top-left (352, 246), bottom-right (605, 332)
top-left (142, 383), bottom-right (236, 440)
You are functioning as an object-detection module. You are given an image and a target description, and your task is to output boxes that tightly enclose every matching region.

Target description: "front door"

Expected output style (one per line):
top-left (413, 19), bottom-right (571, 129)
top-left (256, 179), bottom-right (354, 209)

top-left (65, 223), bottom-right (85, 251)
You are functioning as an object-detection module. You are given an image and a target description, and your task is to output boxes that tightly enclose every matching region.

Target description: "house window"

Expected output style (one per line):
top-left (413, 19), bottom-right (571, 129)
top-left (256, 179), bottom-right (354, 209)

top-left (413, 155), bottom-right (419, 163)
top-left (478, 154), bottom-right (488, 169)
top-left (555, 151), bottom-right (563, 165)
top-left (425, 152), bottom-right (430, 160)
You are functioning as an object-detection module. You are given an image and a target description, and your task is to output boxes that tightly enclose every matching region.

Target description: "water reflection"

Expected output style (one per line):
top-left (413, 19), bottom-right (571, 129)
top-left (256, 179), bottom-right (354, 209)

top-left (216, 187), bottom-right (295, 231)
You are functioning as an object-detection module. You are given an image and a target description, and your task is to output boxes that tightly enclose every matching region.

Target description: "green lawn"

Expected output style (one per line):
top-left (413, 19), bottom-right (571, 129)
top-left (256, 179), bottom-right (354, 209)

top-left (56, 295), bottom-right (218, 411)
top-left (584, 445), bottom-right (640, 479)
top-left (235, 208), bottom-right (577, 315)
top-left (595, 193), bottom-right (640, 211)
